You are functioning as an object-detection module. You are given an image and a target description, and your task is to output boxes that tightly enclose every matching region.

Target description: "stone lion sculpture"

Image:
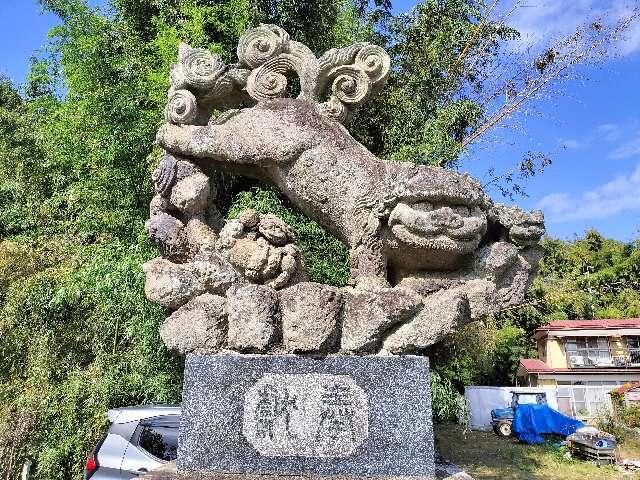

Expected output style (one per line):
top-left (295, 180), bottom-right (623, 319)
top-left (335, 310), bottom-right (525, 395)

top-left (144, 24), bottom-right (545, 356)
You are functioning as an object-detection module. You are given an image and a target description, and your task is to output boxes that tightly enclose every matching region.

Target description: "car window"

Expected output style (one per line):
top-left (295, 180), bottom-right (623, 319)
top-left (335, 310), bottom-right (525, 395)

top-left (135, 416), bottom-right (179, 462)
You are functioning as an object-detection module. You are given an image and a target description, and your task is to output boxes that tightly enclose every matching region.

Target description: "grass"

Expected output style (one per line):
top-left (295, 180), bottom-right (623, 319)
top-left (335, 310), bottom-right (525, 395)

top-left (435, 423), bottom-right (640, 479)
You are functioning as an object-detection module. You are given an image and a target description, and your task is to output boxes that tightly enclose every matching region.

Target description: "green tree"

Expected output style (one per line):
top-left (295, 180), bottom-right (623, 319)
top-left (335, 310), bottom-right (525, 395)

top-left (350, 0), bottom-right (518, 166)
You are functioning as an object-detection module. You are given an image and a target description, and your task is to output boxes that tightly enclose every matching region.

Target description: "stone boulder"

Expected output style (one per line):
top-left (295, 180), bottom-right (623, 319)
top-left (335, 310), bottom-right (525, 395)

top-left (143, 254), bottom-right (245, 310)
top-left (190, 254), bottom-right (246, 294)
top-left (160, 294), bottom-right (227, 354)
top-left (185, 215), bottom-right (218, 255)
top-left (455, 279), bottom-right (500, 320)
top-left (341, 287), bottom-right (423, 353)
top-left (494, 247), bottom-right (543, 309)
top-left (473, 241), bottom-right (519, 281)
top-left (280, 282), bottom-right (343, 353)
top-left (226, 284), bottom-right (279, 352)
top-left (170, 172), bottom-right (210, 215)
top-left (145, 212), bottom-right (187, 261)
top-left (383, 290), bottom-right (470, 354)
top-left (216, 211), bottom-right (307, 290)
top-left (143, 258), bottom-right (207, 309)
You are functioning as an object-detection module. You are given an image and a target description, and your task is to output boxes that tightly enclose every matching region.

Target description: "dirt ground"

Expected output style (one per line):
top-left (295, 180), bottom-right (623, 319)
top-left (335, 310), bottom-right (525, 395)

top-left (435, 423), bottom-right (640, 480)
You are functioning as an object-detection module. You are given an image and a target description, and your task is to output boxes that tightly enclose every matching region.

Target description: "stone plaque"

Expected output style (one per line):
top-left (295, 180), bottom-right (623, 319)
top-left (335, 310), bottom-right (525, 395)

top-left (178, 354), bottom-right (434, 478)
top-left (243, 373), bottom-right (368, 457)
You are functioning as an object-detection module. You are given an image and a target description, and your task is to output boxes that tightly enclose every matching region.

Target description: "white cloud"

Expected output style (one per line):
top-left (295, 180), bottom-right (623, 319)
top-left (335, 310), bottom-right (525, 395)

top-left (609, 132), bottom-right (640, 159)
top-left (596, 123), bottom-right (622, 141)
top-left (506, 0), bottom-right (640, 56)
top-left (537, 162), bottom-right (640, 221)
top-left (559, 138), bottom-right (580, 149)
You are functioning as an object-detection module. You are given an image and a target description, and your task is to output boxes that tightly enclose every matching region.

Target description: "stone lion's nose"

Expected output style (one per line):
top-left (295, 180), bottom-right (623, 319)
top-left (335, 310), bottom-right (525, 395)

top-left (429, 207), bottom-right (464, 229)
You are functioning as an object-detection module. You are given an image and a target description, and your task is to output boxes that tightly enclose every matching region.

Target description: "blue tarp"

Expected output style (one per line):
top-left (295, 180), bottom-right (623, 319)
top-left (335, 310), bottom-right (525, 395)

top-left (512, 404), bottom-right (585, 444)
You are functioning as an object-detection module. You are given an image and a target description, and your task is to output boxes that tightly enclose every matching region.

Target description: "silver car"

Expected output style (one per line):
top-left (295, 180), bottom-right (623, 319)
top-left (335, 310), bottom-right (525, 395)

top-left (84, 405), bottom-right (181, 479)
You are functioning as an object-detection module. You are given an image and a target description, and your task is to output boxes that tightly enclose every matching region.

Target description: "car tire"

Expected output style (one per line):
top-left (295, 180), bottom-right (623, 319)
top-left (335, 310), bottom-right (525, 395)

top-left (495, 420), bottom-right (512, 437)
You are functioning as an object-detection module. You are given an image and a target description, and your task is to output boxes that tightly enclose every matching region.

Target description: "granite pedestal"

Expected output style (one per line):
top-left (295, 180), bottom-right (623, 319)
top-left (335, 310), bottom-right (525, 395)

top-left (175, 354), bottom-right (435, 479)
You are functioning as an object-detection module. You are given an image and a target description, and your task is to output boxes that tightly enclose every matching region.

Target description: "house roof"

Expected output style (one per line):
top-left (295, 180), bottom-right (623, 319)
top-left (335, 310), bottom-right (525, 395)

top-left (533, 319), bottom-right (640, 339)
top-left (519, 359), bottom-right (553, 373)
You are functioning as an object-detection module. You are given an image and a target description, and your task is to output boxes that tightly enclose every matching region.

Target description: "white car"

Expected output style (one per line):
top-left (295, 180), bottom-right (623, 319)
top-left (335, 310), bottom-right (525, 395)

top-left (84, 405), bottom-right (180, 479)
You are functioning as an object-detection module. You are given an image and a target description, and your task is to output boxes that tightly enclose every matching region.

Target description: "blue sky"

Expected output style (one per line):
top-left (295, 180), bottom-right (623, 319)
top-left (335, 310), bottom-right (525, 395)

top-left (2, 1), bottom-right (640, 242)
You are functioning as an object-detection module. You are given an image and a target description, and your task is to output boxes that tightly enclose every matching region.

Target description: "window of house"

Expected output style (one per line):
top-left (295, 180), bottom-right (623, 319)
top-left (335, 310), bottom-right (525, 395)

top-left (553, 380), bottom-right (627, 418)
top-left (565, 337), bottom-right (611, 366)
top-left (627, 337), bottom-right (640, 363)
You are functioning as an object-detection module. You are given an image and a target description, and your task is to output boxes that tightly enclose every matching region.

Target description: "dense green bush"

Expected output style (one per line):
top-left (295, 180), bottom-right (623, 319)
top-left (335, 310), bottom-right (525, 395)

top-left (621, 404), bottom-right (640, 428)
top-left (430, 370), bottom-right (466, 424)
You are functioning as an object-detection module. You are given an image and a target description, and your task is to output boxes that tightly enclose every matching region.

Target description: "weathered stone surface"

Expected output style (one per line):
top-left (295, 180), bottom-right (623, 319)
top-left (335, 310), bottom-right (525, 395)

top-left (489, 204), bottom-right (545, 246)
top-left (185, 216), bottom-right (217, 255)
top-left (341, 287), bottom-right (423, 353)
top-left (152, 153), bottom-right (178, 196)
top-left (217, 212), bottom-right (307, 290)
top-left (396, 274), bottom-right (464, 297)
top-left (170, 172), bottom-right (210, 215)
top-left (178, 354), bottom-right (434, 477)
top-left (150, 194), bottom-right (173, 216)
top-left (237, 209), bottom-right (259, 228)
top-left (280, 282), bottom-right (342, 353)
top-left (257, 214), bottom-right (292, 247)
top-left (154, 24), bottom-right (543, 288)
top-left (455, 279), bottom-right (499, 320)
top-left (216, 219), bottom-right (244, 250)
top-left (160, 294), bottom-right (227, 354)
top-left (146, 212), bottom-right (187, 260)
top-left (143, 254), bottom-right (244, 309)
top-left (383, 290), bottom-right (470, 354)
top-left (394, 241), bottom-right (538, 321)
top-left (472, 241), bottom-right (519, 280)
top-left (190, 254), bottom-right (246, 294)
top-left (143, 258), bottom-right (207, 309)
top-left (226, 285), bottom-right (279, 352)
top-left (493, 247), bottom-right (543, 309)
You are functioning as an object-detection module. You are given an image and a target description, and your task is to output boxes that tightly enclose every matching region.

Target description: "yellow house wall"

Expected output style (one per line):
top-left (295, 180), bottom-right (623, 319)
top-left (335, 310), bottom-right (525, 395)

top-left (545, 338), bottom-right (568, 368)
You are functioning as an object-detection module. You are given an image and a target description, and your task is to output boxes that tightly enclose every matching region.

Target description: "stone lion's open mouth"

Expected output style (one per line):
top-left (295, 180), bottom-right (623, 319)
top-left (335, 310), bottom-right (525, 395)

top-left (388, 201), bottom-right (487, 252)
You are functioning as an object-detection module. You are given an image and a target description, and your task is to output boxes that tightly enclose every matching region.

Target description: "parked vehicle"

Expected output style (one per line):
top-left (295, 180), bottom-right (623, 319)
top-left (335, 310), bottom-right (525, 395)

top-left (84, 404), bottom-right (180, 479)
top-left (490, 391), bottom-right (548, 437)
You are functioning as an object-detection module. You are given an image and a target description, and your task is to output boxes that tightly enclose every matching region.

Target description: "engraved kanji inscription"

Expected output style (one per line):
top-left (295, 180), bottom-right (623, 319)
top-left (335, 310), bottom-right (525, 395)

top-left (243, 374), bottom-right (368, 457)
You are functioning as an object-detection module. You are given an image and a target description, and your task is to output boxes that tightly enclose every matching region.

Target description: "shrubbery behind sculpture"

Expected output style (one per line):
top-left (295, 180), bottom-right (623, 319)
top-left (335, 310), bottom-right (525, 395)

top-left (144, 24), bottom-right (545, 355)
